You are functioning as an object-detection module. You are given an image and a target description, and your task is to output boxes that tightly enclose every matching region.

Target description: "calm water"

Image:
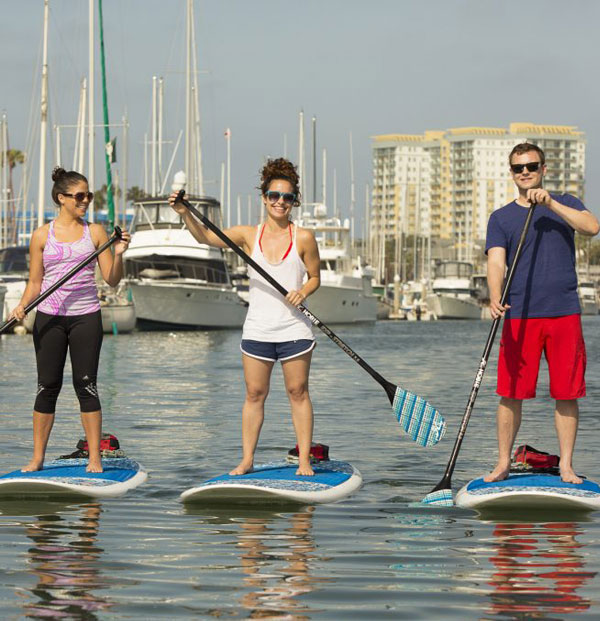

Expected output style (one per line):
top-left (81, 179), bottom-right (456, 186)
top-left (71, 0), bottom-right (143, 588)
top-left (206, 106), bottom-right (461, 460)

top-left (1, 317), bottom-right (600, 620)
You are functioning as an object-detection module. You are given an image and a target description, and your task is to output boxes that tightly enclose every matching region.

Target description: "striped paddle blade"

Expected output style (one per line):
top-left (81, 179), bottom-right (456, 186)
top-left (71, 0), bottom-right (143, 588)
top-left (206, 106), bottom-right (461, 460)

top-left (420, 488), bottom-right (454, 506)
top-left (393, 388), bottom-right (447, 447)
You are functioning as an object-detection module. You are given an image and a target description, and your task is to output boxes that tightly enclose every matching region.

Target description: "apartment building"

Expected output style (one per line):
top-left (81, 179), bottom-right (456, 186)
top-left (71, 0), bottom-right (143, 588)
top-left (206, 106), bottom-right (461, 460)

top-left (371, 123), bottom-right (586, 256)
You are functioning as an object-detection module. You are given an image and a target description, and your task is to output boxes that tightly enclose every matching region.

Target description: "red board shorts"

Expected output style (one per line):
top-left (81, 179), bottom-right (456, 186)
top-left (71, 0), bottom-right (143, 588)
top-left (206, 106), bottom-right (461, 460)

top-left (497, 314), bottom-right (586, 400)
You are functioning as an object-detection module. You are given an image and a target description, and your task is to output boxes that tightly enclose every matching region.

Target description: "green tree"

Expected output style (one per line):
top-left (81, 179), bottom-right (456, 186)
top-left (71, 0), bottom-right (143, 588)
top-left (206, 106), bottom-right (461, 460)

top-left (93, 183), bottom-right (122, 212)
top-left (127, 186), bottom-right (150, 203)
top-left (1, 149), bottom-right (26, 243)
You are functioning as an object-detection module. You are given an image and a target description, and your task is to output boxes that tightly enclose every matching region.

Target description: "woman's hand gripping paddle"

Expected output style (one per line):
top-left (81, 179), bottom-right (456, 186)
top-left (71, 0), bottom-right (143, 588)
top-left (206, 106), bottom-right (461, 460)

top-left (421, 204), bottom-right (538, 506)
top-left (175, 191), bottom-right (446, 447)
top-left (0, 227), bottom-right (123, 335)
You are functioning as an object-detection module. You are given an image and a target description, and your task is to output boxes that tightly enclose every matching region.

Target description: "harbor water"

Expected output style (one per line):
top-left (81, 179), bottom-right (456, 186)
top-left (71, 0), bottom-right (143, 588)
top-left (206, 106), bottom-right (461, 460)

top-left (1, 317), bottom-right (600, 619)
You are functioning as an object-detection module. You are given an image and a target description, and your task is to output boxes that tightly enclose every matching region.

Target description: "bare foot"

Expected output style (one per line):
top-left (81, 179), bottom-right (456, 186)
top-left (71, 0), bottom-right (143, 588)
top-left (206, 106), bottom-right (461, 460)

top-left (560, 467), bottom-right (583, 484)
top-left (296, 461), bottom-right (314, 476)
top-left (229, 461), bottom-right (253, 476)
top-left (86, 459), bottom-right (103, 473)
top-left (21, 459), bottom-right (44, 472)
top-left (483, 464), bottom-right (510, 483)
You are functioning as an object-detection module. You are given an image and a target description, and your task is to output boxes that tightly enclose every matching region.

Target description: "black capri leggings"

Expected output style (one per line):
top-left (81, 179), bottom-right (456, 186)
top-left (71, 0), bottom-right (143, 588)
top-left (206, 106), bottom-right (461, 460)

top-left (33, 310), bottom-right (104, 414)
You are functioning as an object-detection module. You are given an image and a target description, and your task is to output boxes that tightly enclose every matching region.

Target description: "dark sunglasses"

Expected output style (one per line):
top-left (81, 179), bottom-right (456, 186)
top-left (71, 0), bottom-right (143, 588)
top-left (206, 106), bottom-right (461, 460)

top-left (510, 162), bottom-right (541, 174)
top-left (62, 191), bottom-right (94, 202)
top-left (265, 190), bottom-right (296, 205)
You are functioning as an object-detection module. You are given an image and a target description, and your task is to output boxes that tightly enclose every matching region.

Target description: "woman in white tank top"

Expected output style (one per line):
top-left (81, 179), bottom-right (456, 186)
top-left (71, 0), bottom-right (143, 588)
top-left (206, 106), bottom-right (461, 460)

top-left (170, 158), bottom-right (320, 476)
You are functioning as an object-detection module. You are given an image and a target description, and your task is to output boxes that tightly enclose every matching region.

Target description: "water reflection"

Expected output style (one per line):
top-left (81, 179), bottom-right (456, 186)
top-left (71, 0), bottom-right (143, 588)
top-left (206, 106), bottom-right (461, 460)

top-left (189, 506), bottom-right (327, 619)
top-left (486, 521), bottom-right (596, 618)
top-left (1, 501), bottom-right (112, 619)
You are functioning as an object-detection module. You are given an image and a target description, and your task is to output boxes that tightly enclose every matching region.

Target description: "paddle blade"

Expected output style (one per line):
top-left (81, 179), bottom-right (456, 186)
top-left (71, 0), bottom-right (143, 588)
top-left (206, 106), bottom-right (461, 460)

top-left (392, 387), bottom-right (446, 447)
top-left (420, 488), bottom-right (454, 507)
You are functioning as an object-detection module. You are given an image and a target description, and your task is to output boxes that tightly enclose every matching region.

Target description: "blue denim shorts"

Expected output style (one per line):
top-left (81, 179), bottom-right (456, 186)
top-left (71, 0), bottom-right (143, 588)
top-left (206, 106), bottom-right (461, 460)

top-left (240, 339), bottom-right (316, 362)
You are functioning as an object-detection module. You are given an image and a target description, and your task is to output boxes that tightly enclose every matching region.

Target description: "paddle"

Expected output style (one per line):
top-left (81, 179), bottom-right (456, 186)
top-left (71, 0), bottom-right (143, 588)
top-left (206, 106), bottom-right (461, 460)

top-left (175, 191), bottom-right (446, 447)
top-left (422, 203), bottom-right (538, 506)
top-left (0, 226), bottom-right (123, 335)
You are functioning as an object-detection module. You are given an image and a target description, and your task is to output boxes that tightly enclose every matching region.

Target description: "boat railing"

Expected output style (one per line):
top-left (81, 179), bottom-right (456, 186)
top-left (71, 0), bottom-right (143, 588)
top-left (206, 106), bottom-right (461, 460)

top-left (127, 256), bottom-right (230, 285)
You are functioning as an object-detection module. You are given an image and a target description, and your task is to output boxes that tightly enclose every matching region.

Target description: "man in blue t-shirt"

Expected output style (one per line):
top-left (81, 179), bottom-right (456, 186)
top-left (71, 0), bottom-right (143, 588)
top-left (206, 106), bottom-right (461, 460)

top-left (484, 143), bottom-right (599, 484)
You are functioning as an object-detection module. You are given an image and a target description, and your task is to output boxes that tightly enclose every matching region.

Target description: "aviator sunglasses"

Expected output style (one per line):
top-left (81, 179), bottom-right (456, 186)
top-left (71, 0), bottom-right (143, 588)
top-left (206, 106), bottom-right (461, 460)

top-left (265, 190), bottom-right (296, 205)
top-left (61, 191), bottom-right (95, 202)
top-left (510, 162), bottom-right (541, 174)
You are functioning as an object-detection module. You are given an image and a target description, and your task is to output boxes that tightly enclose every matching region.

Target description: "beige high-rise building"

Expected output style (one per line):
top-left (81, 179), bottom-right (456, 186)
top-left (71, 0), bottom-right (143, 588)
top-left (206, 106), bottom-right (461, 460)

top-left (370, 123), bottom-right (586, 266)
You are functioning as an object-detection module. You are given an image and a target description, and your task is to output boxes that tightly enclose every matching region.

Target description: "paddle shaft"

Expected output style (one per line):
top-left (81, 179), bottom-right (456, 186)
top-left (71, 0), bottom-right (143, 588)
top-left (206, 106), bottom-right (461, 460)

top-left (0, 226), bottom-right (122, 335)
top-left (176, 193), bottom-right (398, 400)
top-left (431, 203), bottom-right (538, 492)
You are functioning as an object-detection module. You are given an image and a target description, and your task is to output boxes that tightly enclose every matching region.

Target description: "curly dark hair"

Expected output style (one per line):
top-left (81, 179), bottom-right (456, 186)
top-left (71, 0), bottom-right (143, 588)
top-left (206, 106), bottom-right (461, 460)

top-left (51, 166), bottom-right (88, 206)
top-left (259, 158), bottom-right (301, 206)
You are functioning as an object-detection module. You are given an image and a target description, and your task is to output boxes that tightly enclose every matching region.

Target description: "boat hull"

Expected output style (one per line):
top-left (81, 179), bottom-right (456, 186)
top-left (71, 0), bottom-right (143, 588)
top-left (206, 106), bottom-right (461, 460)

top-left (129, 280), bottom-right (247, 329)
top-left (580, 300), bottom-right (598, 316)
top-left (101, 303), bottom-right (137, 333)
top-left (306, 284), bottom-right (378, 324)
top-left (426, 293), bottom-right (481, 320)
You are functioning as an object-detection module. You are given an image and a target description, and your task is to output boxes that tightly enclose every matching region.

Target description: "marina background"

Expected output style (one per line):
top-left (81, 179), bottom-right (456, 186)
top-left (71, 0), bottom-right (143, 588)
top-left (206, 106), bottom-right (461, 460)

top-left (2, 318), bottom-right (600, 618)
top-left (3, 2), bottom-right (600, 617)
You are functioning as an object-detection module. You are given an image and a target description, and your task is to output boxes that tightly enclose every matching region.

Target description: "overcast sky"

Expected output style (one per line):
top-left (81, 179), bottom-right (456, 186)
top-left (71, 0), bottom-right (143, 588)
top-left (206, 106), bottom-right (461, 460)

top-left (2, 0), bottom-right (600, 230)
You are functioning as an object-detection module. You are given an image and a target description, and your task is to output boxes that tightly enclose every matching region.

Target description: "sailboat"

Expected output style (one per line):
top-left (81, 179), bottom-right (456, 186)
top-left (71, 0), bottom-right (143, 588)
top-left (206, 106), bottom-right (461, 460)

top-left (122, 1), bottom-right (247, 329)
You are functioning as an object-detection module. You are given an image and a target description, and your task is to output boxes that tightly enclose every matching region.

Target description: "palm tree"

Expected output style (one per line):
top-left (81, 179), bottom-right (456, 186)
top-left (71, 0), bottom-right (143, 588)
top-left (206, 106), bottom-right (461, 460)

top-left (1, 149), bottom-right (25, 244)
top-left (127, 186), bottom-right (150, 204)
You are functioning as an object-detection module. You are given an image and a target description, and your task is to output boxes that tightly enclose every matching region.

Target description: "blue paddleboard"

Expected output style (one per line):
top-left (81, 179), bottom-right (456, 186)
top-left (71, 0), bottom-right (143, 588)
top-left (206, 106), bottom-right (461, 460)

top-left (180, 459), bottom-right (362, 505)
top-left (456, 472), bottom-right (600, 512)
top-left (0, 457), bottom-right (147, 499)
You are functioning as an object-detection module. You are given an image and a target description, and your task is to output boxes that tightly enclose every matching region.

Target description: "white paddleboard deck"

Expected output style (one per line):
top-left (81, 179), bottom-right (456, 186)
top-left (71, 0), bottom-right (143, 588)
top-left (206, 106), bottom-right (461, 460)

top-left (0, 457), bottom-right (147, 499)
top-left (181, 459), bottom-right (362, 505)
top-left (456, 472), bottom-right (600, 511)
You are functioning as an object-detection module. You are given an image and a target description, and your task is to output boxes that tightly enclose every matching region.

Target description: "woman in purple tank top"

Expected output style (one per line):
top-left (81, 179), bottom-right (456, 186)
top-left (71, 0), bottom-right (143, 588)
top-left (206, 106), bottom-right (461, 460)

top-left (9, 167), bottom-right (131, 473)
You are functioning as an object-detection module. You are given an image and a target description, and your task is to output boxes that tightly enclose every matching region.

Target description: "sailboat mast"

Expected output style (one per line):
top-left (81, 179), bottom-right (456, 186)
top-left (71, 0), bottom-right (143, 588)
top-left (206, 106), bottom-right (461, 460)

top-left (98, 0), bottom-right (115, 228)
top-left (151, 75), bottom-right (157, 195)
top-left (185, 0), bottom-right (192, 191)
top-left (311, 116), bottom-right (316, 204)
top-left (37, 0), bottom-right (49, 227)
top-left (88, 0), bottom-right (95, 222)
top-left (349, 132), bottom-right (356, 245)
top-left (190, 10), bottom-right (204, 195)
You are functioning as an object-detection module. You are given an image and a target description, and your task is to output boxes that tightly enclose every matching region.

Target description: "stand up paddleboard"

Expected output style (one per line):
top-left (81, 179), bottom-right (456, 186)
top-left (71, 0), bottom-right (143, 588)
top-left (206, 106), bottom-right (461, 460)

top-left (456, 472), bottom-right (600, 512)
top-left (181, 459), bottom-right (362, 505)
top-left (0, 435), bottom-right (147, 499)
top-left (0, 457), bottom-right (147, 499)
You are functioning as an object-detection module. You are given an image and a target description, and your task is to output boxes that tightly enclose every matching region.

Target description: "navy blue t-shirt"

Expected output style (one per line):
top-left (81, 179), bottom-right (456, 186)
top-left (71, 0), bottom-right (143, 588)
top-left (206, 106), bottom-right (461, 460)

top-left (485, 194), bottom-right (585, 319)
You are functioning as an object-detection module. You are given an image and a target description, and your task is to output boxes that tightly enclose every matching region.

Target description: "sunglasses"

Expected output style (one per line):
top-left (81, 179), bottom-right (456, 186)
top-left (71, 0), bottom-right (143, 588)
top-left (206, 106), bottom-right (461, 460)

top-left (62, 191), bottom-right (94, 202)
top-left (265, 190), bottom-right (296, 205)
top-left (510, 162), bottom-right (541, 174)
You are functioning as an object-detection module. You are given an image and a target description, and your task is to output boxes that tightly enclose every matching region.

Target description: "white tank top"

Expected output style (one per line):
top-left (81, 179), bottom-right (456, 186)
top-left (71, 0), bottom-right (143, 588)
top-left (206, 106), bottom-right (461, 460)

top-left (242, 223), bottom-right (314, 342)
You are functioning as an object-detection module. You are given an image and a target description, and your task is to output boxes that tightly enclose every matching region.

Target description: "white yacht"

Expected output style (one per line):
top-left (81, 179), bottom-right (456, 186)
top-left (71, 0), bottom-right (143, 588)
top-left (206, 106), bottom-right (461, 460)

top-left (297, 204), bottom-right (378, 323)
top-left (123, 196), bottom-right (247, 329)
top-left (0, 245), bottom-right (35, 333)
top-left (578, 281), bottom-right (598, 315)
top-left (425, 260), bottom-right (481, 320)
top-left (98, 282), bottom-right (137, 334)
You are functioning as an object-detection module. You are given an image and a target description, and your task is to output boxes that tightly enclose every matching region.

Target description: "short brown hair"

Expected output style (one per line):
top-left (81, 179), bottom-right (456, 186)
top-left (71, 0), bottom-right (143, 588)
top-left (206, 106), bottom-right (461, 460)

top-left (509, 143), bottom-right (545, 166)
top-left (259, 158), bottom-right (301, 206)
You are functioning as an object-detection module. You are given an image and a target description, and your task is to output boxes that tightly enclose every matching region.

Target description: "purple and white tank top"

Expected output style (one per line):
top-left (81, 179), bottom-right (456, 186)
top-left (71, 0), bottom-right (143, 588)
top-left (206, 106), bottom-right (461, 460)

top-left (37, 220), bottom-right (101, 316)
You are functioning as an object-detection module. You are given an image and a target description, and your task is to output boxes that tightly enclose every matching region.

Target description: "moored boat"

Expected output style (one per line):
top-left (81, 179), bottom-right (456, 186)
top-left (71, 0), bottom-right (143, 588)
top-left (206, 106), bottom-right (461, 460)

top-left (578, 280), bottom-right (598, 315)
top-left (123, 195), bottom-right (248, 330)
top-left (425, 260), bottom-right (480, 320)
top-left (297, 203), bottom-right (378, 324)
